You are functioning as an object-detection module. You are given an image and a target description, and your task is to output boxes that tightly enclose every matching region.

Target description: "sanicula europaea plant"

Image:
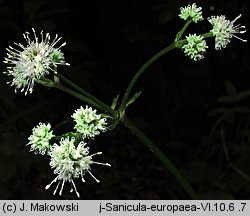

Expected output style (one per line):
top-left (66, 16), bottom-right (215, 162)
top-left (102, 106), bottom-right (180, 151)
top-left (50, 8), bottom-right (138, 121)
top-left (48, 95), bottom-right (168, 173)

top-left (2, 3), bottom-right (247, 198)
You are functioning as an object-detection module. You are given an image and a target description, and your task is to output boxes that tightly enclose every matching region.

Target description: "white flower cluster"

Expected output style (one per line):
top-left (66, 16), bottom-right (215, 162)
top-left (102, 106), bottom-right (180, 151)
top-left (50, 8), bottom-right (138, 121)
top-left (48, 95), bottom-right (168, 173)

top-left (71, 105), bottom-right (107, 139)
top-left (178, 4), bottom-right (247, 60)
top-left (45, 137), bottom-right (110, 197)
top-left (179, 3), bottom-right (203, 23)
top-left (3, 28), bottom-right (69, 95)
top-left (182, 34), bottom-right (208, 61)
top-left (27, 123), bottom-right (54, 155)
top-left (208, 14), bottom-right (247, 50)
top-left (27, 105), bottom-right (109, 197)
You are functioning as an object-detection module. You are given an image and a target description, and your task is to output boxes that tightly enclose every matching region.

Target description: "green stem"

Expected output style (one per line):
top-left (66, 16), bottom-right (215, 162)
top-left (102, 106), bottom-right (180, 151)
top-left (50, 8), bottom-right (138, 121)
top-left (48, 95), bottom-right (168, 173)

top-left (119, 43), bottom-right (176, 115)
top-left (55, 83), bottom-right (113, 115)
top-left (123, 117), bottom-right (199, 199)
top-left (57, 73), bottom-right (114, 115)
top-left (201, 32), bottom-right (213, 39)
top-left (175, 19), bottom-right (192, 42)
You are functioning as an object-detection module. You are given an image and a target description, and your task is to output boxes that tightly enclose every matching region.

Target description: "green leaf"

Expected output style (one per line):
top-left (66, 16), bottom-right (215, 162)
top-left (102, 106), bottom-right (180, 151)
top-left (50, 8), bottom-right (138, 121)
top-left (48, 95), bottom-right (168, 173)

top-left (218, 96), bottom-right (237, 103)
top-left (218, 90), bottom-right (250, 103)
top-left (233, 107), bottom-right (250, 114)
top-left (207, 107), bottom-right (228, 117)
top-left (235, 90), bottom-right (250, 101)
top-left (126, 91), bottom-right (142, 108)
top-left (225, 80), bottom-right (237, 97)
top-left (111, 94), bottom-right (120, 110)
top-left (218, 81), bottom-right (250, 103)
top-left (53, 75), bottom-right (60, 84)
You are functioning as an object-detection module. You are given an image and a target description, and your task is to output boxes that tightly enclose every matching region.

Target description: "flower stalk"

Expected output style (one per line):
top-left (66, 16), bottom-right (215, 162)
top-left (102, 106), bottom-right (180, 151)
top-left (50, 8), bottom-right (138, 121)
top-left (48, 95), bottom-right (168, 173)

top-left (54, 82), bottom-right (113, 116)
top-left (57, 73), bottom-right (114, 115)
top-left (175, 19), bottom-right (192, 42)
top-left (119, 43), bottom-right (176, 116)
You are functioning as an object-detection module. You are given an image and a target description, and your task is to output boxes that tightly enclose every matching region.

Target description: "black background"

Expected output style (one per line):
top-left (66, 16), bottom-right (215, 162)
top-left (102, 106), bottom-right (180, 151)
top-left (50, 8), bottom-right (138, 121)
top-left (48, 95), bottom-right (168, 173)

top-left (0, 0), bottom-right (250, 199)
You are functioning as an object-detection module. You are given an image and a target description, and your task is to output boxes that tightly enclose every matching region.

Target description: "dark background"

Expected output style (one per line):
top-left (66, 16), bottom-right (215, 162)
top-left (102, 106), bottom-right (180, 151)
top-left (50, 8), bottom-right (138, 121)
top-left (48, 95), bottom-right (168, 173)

top-left (0, 0), bottom-right (250, 199)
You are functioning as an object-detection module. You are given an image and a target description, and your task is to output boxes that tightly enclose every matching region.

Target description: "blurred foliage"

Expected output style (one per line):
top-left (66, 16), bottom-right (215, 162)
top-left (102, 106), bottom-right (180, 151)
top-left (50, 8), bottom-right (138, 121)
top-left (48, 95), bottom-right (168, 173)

top-left (206, 81), bottom-right (250, 198)
top-left (0, 0), bottom-right (250, 199)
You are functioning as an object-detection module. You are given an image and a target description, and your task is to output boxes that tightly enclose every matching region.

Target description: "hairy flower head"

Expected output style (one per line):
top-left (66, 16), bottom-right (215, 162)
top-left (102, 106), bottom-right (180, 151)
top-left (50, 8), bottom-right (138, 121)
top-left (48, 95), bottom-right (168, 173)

top-left (72, 105), bottom-right (107, 139)
top-left (208, 14), bottom-right (247, 50)
top-left (27, 122), bottom-right (54, 155)
top-left (179, 3), bottom-right (203, 23)
top-left (45, 136), bottom-right (111, 197)
top-left (182, 34), bottom-right (208, 61)
top-left (3, 28), bottom-right (69, 95)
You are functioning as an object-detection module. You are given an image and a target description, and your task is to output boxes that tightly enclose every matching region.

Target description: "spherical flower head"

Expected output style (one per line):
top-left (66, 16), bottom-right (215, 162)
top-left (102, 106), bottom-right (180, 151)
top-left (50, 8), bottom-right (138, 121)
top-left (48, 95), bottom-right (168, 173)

top-left (182, 34), bottom-right (208, 61)
top-left (71, 105), bottom-right (107, 139)
top-left (27, 122), bottom-right (55, 155)
top-left (45, 136), bottom-right (111, 197)
top-left (3, 28), bottom-right (69, 95)
top-left (179, 3), bottom-right (203, 23)
top-left (208, 14), bottom-right (247, 50)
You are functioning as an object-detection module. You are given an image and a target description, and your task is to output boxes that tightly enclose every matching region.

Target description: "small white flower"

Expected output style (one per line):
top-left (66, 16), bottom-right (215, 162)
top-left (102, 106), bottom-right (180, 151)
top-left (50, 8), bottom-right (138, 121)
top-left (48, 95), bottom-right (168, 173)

top-left (208, 14), bottom-right (247, 50)
top-left (182, 34), bottom-right (208, 61)
top-left (27, 122), bottom-right (55, 155)
top-left (3, 28), bottom-right (69, 95)
top-left (72, 105), bottom-right (107, 139)
top-left (45, 136), bottom-right (111, 197)
top-left (179, 3), bottom-right (203, 23)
